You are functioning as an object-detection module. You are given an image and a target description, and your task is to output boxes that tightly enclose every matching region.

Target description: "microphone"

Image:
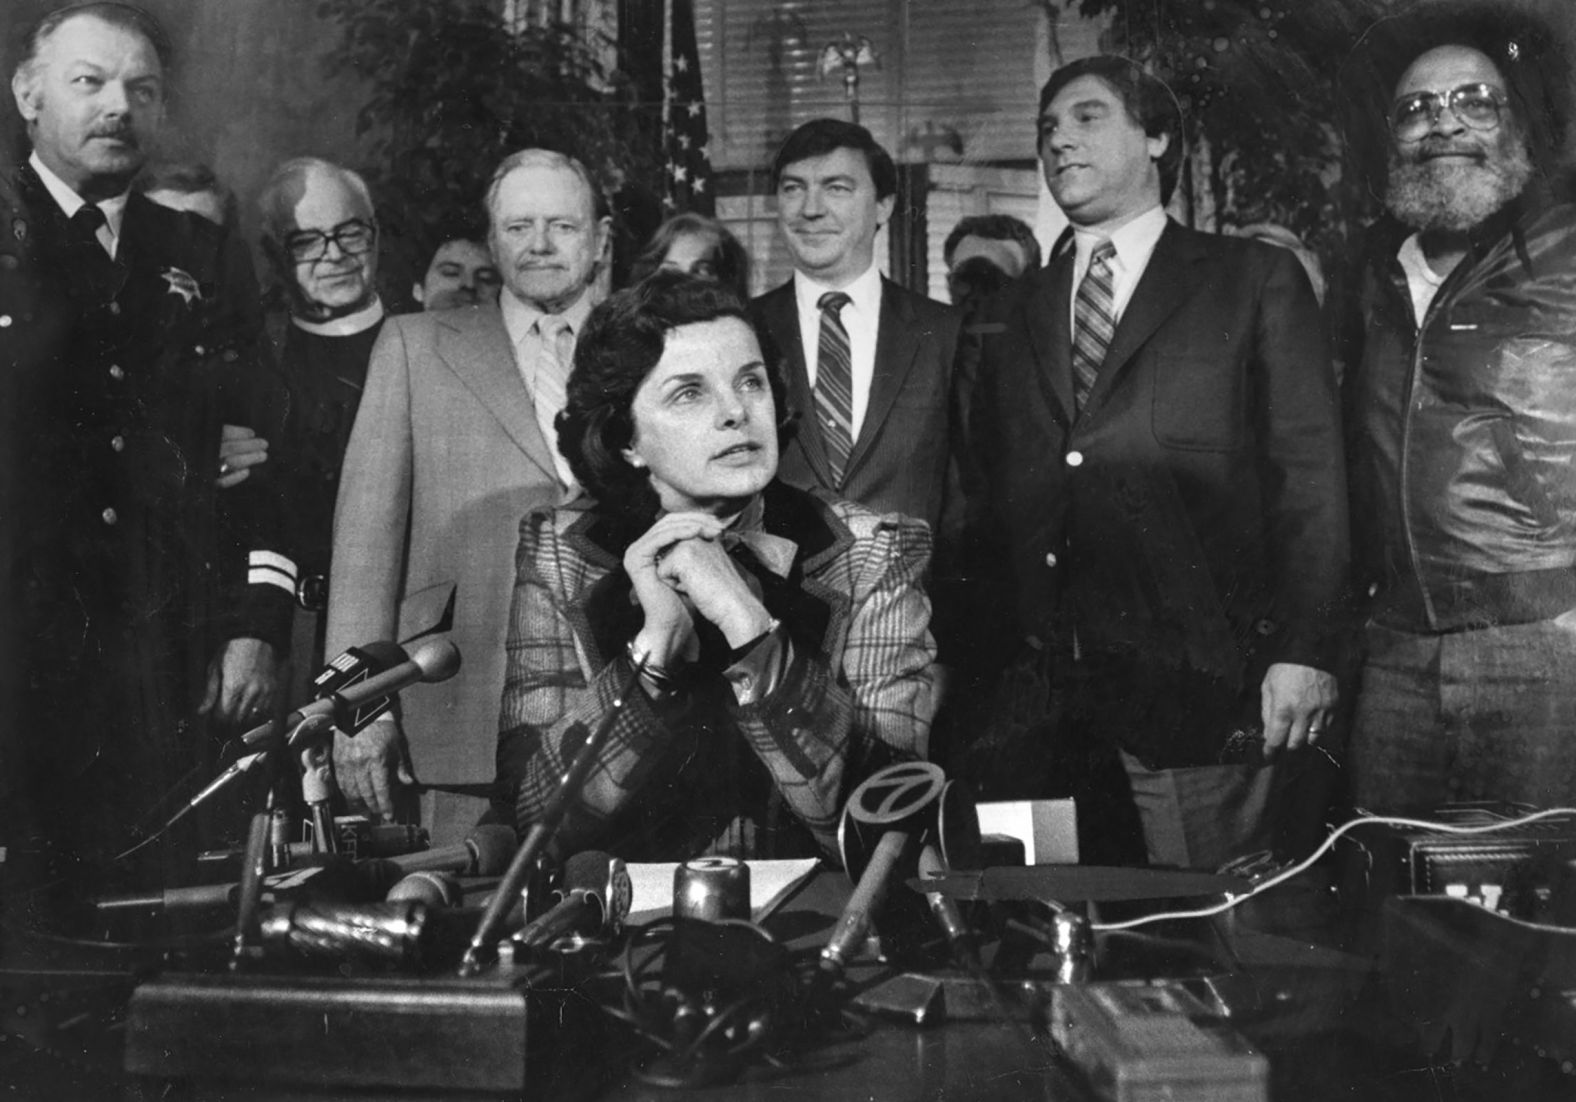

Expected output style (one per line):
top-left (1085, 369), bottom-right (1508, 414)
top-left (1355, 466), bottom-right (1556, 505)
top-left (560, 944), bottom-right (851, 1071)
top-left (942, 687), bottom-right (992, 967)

top-left (311, 640), bottom-right (410, 734)
top-left (242, 639), bottom-right (462, 747)
top-left (515, 851), bottom-right (632, 948)
top-left (386, 870), bottom-right (463, 908)
top-left (94, 857), bottom-right (405, 916)
top-left (383, 824), bottom-right (516, 877)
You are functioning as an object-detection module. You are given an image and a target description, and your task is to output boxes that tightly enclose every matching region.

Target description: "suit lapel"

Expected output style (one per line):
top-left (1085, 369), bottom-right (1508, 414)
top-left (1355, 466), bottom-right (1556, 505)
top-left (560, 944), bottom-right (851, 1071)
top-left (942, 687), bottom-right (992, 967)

top-left (761, 283), bottom-right (837, 488)
top-left (845, 278), bottom-right (919, 481)
top-left (436, 306), bottom-right (558, 484)
top-left (1024, 258), bottom-right (1075, 429)
top-left (1082, 220), bottom-right (1204, 415)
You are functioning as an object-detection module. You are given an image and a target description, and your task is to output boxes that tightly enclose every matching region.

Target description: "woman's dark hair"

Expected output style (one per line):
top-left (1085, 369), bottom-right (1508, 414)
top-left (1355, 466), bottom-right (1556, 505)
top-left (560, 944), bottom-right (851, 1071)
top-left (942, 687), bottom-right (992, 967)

top-left (628, 212), bottom-right (752, 302)
top-left (557, 271), bottom-right (790, 524)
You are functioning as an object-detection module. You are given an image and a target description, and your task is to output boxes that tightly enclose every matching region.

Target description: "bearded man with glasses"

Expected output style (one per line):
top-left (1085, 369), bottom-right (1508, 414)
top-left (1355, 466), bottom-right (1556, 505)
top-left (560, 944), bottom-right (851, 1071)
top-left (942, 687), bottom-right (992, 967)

top-left (1342, 2), bottom-right (1576, 813)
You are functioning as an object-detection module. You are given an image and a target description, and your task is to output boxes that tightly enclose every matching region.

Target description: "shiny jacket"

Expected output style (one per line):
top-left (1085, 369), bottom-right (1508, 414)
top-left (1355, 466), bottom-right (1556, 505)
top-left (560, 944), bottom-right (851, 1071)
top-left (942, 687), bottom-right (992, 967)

top-left (1346, 188), bottom-right (1576, 630)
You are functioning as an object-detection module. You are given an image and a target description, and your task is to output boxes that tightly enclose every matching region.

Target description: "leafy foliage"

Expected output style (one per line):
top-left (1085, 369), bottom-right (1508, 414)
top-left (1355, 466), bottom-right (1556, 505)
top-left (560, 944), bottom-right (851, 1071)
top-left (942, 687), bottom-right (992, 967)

top-left (314, 0), bottom-right (659, 281)
top-left (1072, 0), bottom-right (1385, 265)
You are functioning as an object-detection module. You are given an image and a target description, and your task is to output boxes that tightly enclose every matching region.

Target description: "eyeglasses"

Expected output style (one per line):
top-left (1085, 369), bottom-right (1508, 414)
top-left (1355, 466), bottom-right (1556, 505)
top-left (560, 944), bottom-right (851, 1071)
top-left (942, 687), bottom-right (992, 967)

top-left (1390, 83), bottom-right (1505, 142)
top-left (284, 219), bottom-right (377, 263)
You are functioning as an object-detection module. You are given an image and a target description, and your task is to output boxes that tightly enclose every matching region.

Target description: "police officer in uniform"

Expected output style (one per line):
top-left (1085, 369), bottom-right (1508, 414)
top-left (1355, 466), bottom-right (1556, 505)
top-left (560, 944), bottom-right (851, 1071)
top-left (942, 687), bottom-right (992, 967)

top-left (6, 3), bottom-right (292, 900)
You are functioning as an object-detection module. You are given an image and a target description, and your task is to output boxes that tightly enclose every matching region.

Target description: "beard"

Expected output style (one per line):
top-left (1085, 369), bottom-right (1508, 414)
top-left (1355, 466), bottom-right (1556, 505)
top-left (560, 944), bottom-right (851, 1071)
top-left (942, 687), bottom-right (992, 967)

top-left (1385, 125), bottom-right (1535, 232)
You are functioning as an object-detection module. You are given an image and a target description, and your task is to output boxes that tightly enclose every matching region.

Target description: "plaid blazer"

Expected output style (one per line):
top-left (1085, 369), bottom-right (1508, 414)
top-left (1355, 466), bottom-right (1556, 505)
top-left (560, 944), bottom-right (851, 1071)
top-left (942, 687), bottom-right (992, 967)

top-left (496, 481), bottom-right (937, 861)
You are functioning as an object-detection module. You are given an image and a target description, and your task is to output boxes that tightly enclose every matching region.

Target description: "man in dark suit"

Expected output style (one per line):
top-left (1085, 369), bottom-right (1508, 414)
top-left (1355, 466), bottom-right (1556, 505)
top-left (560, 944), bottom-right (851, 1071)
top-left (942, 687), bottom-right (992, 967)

top-left (5, 3), bottom-right (291, 895)
top-left (749, 119), bottom-right (963, 542)
top-left (968, 57), bottom-right (1348, 869)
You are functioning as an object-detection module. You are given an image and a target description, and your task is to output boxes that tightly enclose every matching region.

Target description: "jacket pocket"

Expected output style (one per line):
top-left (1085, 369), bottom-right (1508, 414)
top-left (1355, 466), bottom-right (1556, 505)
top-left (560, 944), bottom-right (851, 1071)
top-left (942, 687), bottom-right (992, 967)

top-left (1151, 355), bottom-right (1243, 452)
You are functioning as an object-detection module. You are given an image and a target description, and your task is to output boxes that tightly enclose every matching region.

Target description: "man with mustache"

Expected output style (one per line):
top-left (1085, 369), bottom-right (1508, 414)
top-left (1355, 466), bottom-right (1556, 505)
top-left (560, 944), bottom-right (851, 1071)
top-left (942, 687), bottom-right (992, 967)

top-left (965, 56), bottom-right (1346, 869)
top-left (1344, 3), bottom-right (1576, 812)
top-left (4, 3), bottom-right (290, 891)
top-left (327, 149), bottom-right (607, 844)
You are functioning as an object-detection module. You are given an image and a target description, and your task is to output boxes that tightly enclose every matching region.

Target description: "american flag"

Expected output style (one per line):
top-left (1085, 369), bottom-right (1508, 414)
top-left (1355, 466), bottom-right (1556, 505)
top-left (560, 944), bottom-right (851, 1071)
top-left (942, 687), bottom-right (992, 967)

top-left (662, 0), bottom-right (713, 215)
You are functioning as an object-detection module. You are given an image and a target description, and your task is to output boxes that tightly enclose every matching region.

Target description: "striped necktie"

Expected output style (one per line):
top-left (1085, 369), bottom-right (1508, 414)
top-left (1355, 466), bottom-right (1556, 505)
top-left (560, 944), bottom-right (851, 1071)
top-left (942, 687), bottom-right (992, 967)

top-left (532, 314), bottom-right (576, 489)
top-left (814, 291), bottom-right (854, 485)
top-left (1071, 240), bottom-right (1116, 413)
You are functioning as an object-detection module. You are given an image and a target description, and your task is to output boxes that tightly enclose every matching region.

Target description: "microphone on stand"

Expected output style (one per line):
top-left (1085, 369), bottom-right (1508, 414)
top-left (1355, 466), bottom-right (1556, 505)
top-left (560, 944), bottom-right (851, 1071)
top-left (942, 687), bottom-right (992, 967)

top-left (515, 851), bottom-right (631, 948)
top-left (241, 638), bottom-right (462, 749)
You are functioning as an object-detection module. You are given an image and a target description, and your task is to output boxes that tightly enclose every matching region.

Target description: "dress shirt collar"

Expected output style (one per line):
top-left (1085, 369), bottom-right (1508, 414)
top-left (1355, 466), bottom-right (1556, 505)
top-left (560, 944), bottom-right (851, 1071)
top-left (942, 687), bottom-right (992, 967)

top-left (1072, 204), bottom-right (1167, 281)
top-left (31, 150), bottom-right (128, 247)
top-left (792, 262), bottom-right (882, 323)
top-left (291, 295), bottom-right (385, 337)
top-left (500, 284), bottom-right (596, 350)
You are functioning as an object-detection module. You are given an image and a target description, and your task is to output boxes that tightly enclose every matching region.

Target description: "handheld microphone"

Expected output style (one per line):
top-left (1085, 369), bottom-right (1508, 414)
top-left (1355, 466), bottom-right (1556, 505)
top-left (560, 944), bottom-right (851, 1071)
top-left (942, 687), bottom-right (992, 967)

top-left (242, 639), bottom-right (462, 748)
top-left (94, 857), bottom-right (405, 916)
top-left (383, 824), bottom-right (516, 878)
top-left (311, 641), bottom-right (410, 733)
top-left (515, 851), bottom-right (631, 948)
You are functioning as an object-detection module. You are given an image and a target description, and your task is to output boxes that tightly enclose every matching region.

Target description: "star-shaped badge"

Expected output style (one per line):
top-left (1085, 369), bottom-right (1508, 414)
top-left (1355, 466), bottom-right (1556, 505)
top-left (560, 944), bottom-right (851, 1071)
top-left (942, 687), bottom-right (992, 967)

top-left (161, 266), bottom-right (202, 305)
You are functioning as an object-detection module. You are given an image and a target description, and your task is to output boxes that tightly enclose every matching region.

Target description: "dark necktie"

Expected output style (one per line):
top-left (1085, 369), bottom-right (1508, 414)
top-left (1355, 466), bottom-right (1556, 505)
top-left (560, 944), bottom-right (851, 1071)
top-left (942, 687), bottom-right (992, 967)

top-left (1071, 240), bottom-right (1116, 413)
top-left (72, 202), bottom-right (108, 253)
top-left (814, 291), bottom-right (854, 485)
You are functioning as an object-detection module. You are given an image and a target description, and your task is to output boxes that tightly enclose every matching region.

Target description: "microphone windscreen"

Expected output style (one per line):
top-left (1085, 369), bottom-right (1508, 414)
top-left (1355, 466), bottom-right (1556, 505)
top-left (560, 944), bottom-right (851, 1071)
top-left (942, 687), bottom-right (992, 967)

top-left (386, 870), bottom-right (462, 908)
top-left (411, 639), bottom-right (462, 682)
top-left (562, 850), bottom-right (614, 892)
top-left (468, 824), bottom-right (518, 876)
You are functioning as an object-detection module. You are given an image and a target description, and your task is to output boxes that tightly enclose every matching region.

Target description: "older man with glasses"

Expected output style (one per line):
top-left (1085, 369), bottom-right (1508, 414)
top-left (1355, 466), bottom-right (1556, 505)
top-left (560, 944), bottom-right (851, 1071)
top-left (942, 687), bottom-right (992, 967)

top-left (1343, 1), bottom-right (1576, 813)
top-left (241, 158), bottom-right (388, 704)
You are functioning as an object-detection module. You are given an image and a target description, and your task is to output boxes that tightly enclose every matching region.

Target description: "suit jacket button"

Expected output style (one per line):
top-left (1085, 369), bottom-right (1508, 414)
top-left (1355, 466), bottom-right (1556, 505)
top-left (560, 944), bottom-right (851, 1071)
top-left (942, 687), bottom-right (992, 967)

top-left (1065, 450), bottom-right (1084, 467)
top-left (109, 364), bottom-right (125, 380)
top-left (101, 507), bottom-right (119, 526)
top-left (0, 315), bottom-right (11, 328)
top-left (108, 301), bottom-right (121, 316)
top-left (1044, 552), bottom-right (1058, 568)
top-left (110, 435), bottom-right (125, 452)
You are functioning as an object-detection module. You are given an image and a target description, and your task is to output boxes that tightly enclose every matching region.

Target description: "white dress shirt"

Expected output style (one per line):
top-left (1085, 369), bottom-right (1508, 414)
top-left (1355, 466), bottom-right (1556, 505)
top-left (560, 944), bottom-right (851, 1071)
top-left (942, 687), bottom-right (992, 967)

top-left (30, 151), bottom-right (126, 258)
top-left (501, 288), bottom-right (595, 490)
top-left (1069, 205), bottom-right (1169, 331)
top-left (793, 263), bottom-right (884, 442)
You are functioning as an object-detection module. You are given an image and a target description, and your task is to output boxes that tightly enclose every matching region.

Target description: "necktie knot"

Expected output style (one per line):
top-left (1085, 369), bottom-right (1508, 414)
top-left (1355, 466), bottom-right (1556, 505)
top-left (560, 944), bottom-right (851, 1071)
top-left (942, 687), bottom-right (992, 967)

top-left (818, 291), bottom-right (851, 318)
top-left (1089, 239), bottom-right (1116, 272)
top-left (73, 203), bottom-right (107, 233)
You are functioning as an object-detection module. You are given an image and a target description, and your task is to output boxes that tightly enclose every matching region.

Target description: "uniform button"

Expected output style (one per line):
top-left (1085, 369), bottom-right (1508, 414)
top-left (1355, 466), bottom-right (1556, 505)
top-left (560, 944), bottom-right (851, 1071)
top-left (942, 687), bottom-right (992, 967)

top-left (101, 507), bottom-right (118, 526)
top-left (193, 344), bottom-right (205, 355)
top-left (1044, 552), bottom-right (1058, 568)
top-left (108, 301), bottom-right (121, 316)
top-left (1368, 582), bottom-right (1380, 598)
top-left (108, 364), bottom-right (125, 380)
top-left (110, 435), bottom-right (126, 452)
top-left (1066, 450), bottom-right (1084, 467)
top-left (0, 315), bottom-right (10, 327)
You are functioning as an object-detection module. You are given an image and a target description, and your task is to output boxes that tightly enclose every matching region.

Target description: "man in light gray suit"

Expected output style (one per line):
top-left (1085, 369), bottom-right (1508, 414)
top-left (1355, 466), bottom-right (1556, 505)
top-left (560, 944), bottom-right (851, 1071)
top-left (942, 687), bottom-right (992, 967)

top-left (327, 149), bottom-right (609, 844)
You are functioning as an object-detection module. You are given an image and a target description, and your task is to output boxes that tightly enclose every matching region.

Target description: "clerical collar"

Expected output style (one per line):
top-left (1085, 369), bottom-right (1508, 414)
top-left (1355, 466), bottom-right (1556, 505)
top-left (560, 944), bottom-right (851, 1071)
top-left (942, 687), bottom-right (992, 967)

top-left (29, 150), bottom-right (128, 241)
top-left (292, 296), bottom-right (386, 337)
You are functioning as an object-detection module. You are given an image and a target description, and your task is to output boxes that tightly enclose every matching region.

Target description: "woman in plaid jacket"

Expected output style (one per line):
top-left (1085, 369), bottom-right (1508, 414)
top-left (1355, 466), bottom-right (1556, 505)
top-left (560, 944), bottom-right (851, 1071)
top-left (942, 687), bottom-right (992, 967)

top-left (494, 274), bottom-right (938, 861)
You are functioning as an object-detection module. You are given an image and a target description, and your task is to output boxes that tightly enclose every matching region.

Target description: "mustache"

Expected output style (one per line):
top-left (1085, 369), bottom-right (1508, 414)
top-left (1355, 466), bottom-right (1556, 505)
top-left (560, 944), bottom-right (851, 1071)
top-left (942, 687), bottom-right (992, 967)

top-left (88, 123), bottom-right (138, 146)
